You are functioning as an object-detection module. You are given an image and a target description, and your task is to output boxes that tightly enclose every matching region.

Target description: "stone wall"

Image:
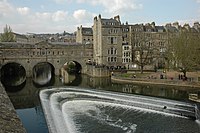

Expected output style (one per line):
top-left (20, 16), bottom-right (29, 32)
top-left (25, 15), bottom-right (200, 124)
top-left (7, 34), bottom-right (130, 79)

top-left (86, 65), bottom-right (111, 77)
top-left (0, 42), bottom-right (93, 77)
top-left (0, 83), bottom-right (26, 133)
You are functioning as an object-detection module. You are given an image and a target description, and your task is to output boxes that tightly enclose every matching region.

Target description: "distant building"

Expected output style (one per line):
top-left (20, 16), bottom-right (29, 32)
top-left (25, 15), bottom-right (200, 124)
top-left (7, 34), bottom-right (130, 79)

top-left (13, 33), bottom-right (28, 43)
top-left (76, 25), bottom-right (93, 45)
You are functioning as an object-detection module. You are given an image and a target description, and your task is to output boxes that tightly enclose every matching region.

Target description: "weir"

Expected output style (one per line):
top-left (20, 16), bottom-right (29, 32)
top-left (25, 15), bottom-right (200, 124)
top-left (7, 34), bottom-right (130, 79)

top-left (195, 104), bottom-right (200, 120)
top-left (40, 87), bottom-right (198, 133)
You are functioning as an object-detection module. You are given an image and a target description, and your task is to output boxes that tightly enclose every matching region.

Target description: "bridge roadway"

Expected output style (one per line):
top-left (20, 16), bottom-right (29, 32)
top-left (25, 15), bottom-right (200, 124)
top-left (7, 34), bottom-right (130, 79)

top-left (0, 41), bottom-right (93, 77)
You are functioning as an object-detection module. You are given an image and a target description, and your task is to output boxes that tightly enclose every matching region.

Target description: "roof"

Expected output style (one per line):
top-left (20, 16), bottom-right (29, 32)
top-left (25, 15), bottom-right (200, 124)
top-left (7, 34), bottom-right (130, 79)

top-left (82, 27), bottom-right (93, 35)
top-left (155, 26), bottom-right (165, 32)
top-left (164, 26), bottom-right (178, 32)
top-left (101, 18), bottom-right (121, 26)
top-left (13, 32), bottom-right (28, 40)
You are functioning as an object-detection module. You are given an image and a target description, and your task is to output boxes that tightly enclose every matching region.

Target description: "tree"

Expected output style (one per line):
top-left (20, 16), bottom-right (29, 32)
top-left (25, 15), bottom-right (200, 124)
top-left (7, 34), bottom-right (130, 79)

top-left (167, 32), bottom-right (200, 77)
top-left (0, 25), bottom-right (15, 42)
top-left (133, 33), bottom-right (156, 73)
top-left (66, 61), bottom-right (76, 74)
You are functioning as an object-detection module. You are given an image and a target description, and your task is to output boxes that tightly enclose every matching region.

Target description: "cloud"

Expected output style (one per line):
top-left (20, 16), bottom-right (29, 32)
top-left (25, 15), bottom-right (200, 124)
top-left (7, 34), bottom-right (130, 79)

top-left (35, 12), bottom-right (52, 21)
top-left (196, 0), bottom-right (200, 3)
top-left (52, 10), bottom-right (68, 22)
top-left (75, 0), bottom-right (142, 14)
top-left (17, 7), bottom-right (30, 15)
top-left (73, 9), bottom-right (96, 22)
top-left (177, 18), bottom-right (200, 26)
top-left (0, 0), bottom-right (15, 17)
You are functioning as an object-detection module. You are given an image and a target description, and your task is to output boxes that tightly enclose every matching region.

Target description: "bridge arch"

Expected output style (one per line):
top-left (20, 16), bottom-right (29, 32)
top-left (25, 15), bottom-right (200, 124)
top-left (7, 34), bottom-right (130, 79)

top-left (32, 62), bottom-right (55, 86)
top-left (62, 61), bottom-right (82, 74)
top-left (0, 62), bottom-right (26, 91)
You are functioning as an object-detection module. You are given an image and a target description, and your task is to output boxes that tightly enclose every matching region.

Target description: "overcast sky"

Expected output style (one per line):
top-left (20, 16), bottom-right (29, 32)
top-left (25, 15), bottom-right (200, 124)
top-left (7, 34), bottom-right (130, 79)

top-left (0, 0), bottom-right (200, 34)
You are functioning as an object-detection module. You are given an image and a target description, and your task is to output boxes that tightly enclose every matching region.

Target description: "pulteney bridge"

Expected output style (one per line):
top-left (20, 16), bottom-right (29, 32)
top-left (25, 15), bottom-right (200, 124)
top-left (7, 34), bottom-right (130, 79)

top-left (0, 41), bottom-right (93, 86)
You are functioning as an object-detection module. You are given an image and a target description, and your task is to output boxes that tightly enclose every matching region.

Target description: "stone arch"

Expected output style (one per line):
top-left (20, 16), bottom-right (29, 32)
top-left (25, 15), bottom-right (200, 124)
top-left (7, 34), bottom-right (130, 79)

top-left (60, 60), bottom-right (83, 85)
top-left (62, 60), bottom-right (82, 74)
top-left (32, 62), bottom-right (55, 86)
top-left (0, 62), bottom-right (26, 91)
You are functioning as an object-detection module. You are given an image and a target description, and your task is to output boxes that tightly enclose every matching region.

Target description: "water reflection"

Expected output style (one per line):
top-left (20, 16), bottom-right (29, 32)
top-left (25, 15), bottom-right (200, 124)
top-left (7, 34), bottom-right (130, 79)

top-left (32, 62), bottom-right (54, 86)
top-left (4, 74), bottom-right (200, 133)
top-left (1, 62), bottom-right (26, 92)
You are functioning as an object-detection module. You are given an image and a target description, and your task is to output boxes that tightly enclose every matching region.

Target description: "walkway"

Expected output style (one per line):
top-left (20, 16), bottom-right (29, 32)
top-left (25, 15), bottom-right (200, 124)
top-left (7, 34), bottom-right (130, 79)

top-left (111, 71), bottom-right (200, 89)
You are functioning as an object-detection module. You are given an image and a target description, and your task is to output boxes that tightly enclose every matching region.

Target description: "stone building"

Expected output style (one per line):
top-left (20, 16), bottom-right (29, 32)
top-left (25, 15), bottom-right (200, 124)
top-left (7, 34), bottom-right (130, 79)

top-left (121, 24), bottom-right (132, 69)
top-left (93, 15), bottom-right (123, 69)
top-left (76, 15), bottom-right (200, 71)
top-left (76, 25), bottom-right (93, 45)
top-left (13, 33), bottom-right (28, 43)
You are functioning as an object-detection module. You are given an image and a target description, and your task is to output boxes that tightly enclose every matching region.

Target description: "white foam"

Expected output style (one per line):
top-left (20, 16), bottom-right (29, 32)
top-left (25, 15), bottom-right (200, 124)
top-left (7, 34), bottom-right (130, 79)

top-left (39, 87), bottom-right (194, 133)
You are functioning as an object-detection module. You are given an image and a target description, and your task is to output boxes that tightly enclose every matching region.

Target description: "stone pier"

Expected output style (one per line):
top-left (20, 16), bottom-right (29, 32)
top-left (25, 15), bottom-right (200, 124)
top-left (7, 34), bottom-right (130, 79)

top-left (86, 65), bottom-right (111, 77)
top-left (0, 83), bottom-right (26, 133)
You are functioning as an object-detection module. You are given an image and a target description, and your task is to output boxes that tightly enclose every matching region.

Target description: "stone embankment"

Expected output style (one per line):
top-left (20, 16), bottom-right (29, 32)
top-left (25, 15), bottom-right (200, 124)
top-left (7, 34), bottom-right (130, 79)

top-left (111, 74), bottom-right (200, 88)
top-left (0, 83), bottom-right (26, 133)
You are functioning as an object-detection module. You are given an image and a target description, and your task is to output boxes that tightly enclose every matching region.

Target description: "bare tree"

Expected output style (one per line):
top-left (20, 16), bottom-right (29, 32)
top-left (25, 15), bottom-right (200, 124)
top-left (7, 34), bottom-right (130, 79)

top-left (167, 32), bottom-right (200, 77)
top-left (133, 33), bottom-right (155, 73)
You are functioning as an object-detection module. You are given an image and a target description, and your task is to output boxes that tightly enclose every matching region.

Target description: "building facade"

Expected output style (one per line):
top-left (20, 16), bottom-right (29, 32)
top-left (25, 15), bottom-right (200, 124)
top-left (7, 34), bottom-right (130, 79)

top-left (76, 15), bottom-right (200, 71)
top-left (76, 25), bottom-right (93, 45)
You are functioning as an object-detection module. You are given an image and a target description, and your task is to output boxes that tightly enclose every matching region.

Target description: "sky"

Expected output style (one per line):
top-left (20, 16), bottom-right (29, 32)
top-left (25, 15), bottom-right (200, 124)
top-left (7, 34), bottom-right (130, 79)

top-left (0, 0), bottom-right (200, 34)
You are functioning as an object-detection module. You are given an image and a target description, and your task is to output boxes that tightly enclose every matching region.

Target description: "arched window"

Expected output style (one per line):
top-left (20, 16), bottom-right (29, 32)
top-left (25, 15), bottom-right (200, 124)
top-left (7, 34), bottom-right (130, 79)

top-left (108, 57), bottom-right (110, 62)
top-left (108, 47), bottom-right (117, 55)
top-left (111, 57), bottom-right (113, 62)
top-left (114, 57), bottom-right (117, 62)
top-left (111, 48), bottom-right (113, 55)
top-left (108, 49), bottom-right (110, 54)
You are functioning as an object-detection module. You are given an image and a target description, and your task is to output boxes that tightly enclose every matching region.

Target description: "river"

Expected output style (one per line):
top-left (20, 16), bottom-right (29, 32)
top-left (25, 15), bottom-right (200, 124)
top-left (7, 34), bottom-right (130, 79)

top-left (6, 74), bottom-right (200, 133)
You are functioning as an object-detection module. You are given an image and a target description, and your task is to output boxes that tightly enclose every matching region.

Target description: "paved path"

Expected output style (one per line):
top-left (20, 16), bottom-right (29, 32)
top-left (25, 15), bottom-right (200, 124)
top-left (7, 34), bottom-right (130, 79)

top-left (0, 83), bottom-right (26, 133)
top-left (111, 75), bottom-right (200, 89)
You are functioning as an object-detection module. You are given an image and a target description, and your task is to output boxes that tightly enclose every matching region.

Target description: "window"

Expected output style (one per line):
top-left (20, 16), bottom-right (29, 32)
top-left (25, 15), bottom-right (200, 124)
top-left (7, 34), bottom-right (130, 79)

top-left (111, 48), bottom-right (113, 55)
top-left (114, 57), bottom-right (117, 62)
top-left (108, 49), bottom-right (110, 54)
top-left (114, 49), bottom-right (117, 54)
top-left (111, 57), bottom-right (113, 62)
top-left (114, 37), bottom-right (117, 44)
top-left (111, 37), bottom-right (113, 44)
top-left (108, 48), bottom-right (117, 55)
top-left (108, 57), bottom-right (110, 62)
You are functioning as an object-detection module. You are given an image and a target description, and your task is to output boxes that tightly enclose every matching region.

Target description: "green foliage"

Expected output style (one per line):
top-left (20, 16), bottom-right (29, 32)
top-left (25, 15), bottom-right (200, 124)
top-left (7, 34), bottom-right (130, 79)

top-left (167, 32), bottom-right (200, 75)
top-left (66, 61), bottom-right (76, 74)
top-left (0, 25), bottom-right (15, 42)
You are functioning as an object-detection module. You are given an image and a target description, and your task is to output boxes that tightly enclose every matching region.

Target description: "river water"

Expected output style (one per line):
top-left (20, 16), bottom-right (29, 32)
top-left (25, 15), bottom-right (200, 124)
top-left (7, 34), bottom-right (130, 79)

top-left (6, 74), bottom-right (200, 133)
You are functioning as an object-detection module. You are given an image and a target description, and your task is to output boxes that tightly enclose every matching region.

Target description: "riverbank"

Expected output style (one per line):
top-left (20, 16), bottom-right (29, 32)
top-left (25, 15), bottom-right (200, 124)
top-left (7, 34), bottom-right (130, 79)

top-left (111, 71), bottom-right (200, 89)
top-left (0, 83), bottom-right (26, 133)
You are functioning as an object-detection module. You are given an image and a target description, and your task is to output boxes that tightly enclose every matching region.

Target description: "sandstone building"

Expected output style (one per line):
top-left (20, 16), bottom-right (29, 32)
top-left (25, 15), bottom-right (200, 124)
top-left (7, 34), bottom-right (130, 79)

top-left (76, 15), bottom-right (200, 71)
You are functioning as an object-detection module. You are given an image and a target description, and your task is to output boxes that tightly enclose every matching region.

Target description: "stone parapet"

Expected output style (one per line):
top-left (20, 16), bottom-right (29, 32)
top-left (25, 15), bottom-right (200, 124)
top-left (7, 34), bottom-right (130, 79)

top-left (0, 83), bottom-right (26, 133)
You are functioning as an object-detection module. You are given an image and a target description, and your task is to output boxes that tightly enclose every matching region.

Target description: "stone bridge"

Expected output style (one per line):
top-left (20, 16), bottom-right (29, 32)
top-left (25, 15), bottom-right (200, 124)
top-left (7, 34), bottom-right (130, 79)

top-left (0, 41), bottom-right (93, 78)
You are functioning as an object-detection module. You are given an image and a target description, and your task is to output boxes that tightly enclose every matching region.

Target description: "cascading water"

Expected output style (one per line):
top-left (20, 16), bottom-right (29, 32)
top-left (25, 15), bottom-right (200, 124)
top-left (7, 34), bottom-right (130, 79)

top-left (195, 104), bottom-right (200, 121)
top-left (40, 87), bottom-right (200, 133)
